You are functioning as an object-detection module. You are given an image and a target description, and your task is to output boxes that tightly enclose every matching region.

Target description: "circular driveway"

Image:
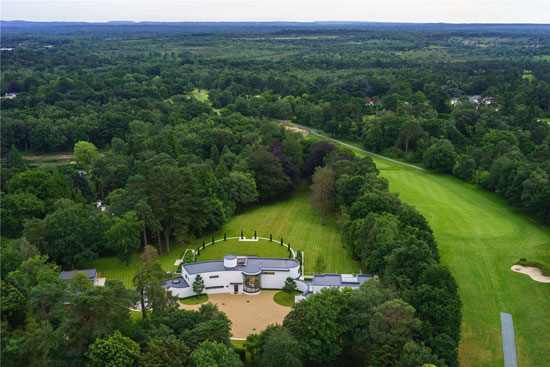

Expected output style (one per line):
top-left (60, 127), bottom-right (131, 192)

top-left (178, 290), bottom-right (291, 338)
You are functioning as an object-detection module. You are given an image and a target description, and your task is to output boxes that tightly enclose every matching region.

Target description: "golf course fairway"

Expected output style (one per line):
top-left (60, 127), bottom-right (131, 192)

top-left (328, 137), bottom-right (550, 367)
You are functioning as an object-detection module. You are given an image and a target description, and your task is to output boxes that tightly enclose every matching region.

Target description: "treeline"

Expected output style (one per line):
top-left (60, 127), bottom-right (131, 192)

top-left (2, 113), bottom-right (327, 268)
top-left (358, 98), bottom-right (550, 224)
top-left (239, 145), bottom-right (461, 367)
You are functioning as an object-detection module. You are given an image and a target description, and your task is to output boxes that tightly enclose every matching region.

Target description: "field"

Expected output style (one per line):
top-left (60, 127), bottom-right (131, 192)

top-left (313, 134), bottom-right (550, 367)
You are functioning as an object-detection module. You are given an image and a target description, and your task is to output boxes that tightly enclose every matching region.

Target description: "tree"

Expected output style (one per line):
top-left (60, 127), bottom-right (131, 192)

top-left (85, 331), bottom-right (140, 367)
top-left (282, 135), bottom-right (304, 169)
top-left (189, 341), bottom-right (242, 367)
top-left (521, 167), bottom-right (550, 224)
top-left (66, 280), bottom-right (137, 357)
top-left (397, 122), bottom-right (426, 154)
top-left (133, 245), bottom-right (167, 319)
top-left (283, 277), bottom-right (298, 295)
top-left (71, 271), bottom-right (93, 293)
top-left (105, 211), bottom-right (144, 266)
top-left (146, 166), bottom-right (204, 253)
top-left (423, 139), bottom-right (456, 172)
top-left (246, 148), bottom-right (290, 201)
top-left (44, 203), bottom-right (104, 269)
top-left (23, 218), bottom-right (47, 255)
top-left (313, 254), bottom-right (326, 274)
top-left (193, 275), bottom-right (205, 295)
top-left (221, 172), bottom-right (259, 211)
top-left (452, 155), bottom-right (476, 182)
top-left (0, 192), bottom-right (45, 238)
top-left (8, 144), bottom-right (26, 170)
top-left (309, 166), bottom-right (335, 226)
top-left (140, 337), bottom-right (190, 367)
top-left (244, 333), bottom-right (261, 364)
top-left (74, 141), bottom-right (99, 168)
top-left (368, 299), bottom-right (421, 362)
top-left (303, 141), bottom-right (336, 176)
top-left (259, 327), bottom-right (303, 367)
top-left (284, 287), bottom-right (352, 365)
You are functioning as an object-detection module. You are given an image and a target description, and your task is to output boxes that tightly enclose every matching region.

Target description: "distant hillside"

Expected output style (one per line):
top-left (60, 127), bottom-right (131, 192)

top-left (2, 20), bottom-right (549, 35)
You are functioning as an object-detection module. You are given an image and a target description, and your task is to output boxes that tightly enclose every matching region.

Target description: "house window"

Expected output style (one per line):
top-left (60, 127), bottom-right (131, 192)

top-left (262, 271), bottom-right (275, 275)
top-left (205, 285), bottom-right (224, 290)
top-left (209, 275), bottom-right (219, 279)
top-left (243, 274), bottom-right (260, 293)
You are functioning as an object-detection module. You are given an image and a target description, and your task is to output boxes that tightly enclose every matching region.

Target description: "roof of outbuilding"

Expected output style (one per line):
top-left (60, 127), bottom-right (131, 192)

top-left (182, 256), bottom-right (300, 275)
top-left (59, 269), bottom-right (97, 281)
top-left (312, 274), bottom-right (375, 287)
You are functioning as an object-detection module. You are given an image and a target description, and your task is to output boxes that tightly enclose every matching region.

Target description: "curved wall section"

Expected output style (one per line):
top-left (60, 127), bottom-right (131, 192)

top-left (243, 274), bottom-right (261, 293)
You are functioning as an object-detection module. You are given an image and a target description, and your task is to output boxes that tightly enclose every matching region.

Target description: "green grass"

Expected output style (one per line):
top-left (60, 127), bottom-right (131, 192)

top-left (190, 89), bottom-right (209, 103)
top-left (179, 294), bottom-right (209, 305)
top-left (84, 247), bottom-right (186, 287)
top-left (197, 238), bottom-right (290, 261)
top-left (313, 135), bottom-right (550, 367)
top-left (273, 291), bottom-right (301, 307)
top-left (215, 184), bottom-right (362, 275)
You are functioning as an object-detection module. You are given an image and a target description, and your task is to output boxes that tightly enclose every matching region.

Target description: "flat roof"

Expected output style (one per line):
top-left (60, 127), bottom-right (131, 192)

top-left (182, 256), bottom-right (299, 275)
top-left (59, 269), bottom-right (96, 281)
top-left (312, 274), bottom-right (375, 287)
top-left (162, 277), bottom-right (190, 289)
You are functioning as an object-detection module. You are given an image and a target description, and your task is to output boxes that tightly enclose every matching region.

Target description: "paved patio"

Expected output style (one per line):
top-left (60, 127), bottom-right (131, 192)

top-left (178, 290), bottom-right (291, 338)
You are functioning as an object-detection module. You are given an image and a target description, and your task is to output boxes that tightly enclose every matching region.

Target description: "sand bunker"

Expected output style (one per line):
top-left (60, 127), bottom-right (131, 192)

top-left (511, 265), bottom-right (550, 283)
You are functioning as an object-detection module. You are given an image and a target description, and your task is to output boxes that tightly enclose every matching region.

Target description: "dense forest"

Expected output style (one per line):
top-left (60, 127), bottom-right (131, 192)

top-left (2, 24), bottom-right (549, 222)
top-left (1, 22), bottom-right (548, 366)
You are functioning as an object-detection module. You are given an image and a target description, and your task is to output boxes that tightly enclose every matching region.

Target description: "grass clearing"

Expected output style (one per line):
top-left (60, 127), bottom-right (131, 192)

top-left (179, 294), bottom-right (208, 305)
top-left (273, 291), bottom-right (301, 307)
top-left (197, 238), bottom-right (290, 261)
top-left (312, 134), bottom-right (550, 367)
top-left (190, 89), bottom-right (209, 103)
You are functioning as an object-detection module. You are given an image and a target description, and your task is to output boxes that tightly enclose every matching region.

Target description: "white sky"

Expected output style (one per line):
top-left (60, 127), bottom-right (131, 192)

top-left (1, 0), bottom-right (549, 23)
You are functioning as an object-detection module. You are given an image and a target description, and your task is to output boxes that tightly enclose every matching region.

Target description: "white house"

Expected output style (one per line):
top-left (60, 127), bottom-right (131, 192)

top-left (163, 255), bottom-right (301, 298)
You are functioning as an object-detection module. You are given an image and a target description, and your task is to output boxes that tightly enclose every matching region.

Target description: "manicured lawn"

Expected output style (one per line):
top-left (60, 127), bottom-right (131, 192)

top-left (312, 134), bottom-right (550, 367)
top-left (197, 238), bottom-right (290, 261)
top-left (179, 294), bottom-right (208, 305)
top-left (215, 184), bottom-right (362, 275)
top-left (273, 291), bottom-right (301, 307)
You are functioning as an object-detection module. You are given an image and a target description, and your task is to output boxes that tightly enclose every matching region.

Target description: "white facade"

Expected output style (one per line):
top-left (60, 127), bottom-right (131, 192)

top-left (164, 255), bottom-right (301, 299)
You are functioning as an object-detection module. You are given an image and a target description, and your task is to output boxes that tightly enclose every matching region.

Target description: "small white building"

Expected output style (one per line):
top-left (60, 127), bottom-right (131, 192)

top-left (163, 255), bottom-right (301, 298)
top-left (294, 273), bottom-right (377, 303)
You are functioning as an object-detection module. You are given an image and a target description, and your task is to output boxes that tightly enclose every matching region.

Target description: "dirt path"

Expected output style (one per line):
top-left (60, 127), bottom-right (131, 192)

top-left (179, 290), bottom-right (291, 338)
